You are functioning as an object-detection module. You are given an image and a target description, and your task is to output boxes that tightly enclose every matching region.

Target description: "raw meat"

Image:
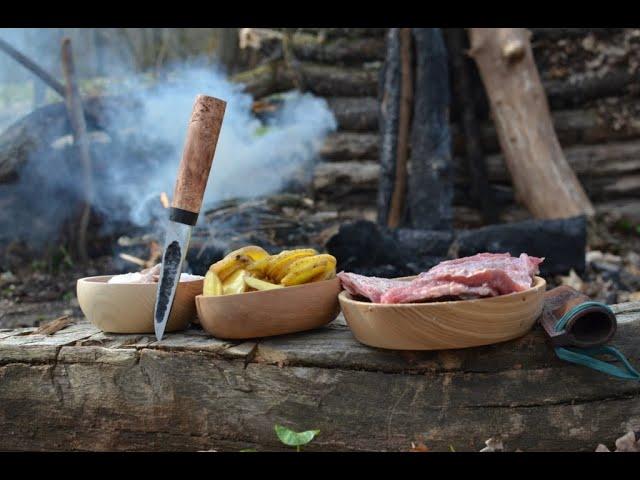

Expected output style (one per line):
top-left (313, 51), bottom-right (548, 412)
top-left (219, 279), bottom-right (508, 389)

top-left (337, 272), bottom-right (406, 303)
top-left (338, 253), bottom-right (544, 304)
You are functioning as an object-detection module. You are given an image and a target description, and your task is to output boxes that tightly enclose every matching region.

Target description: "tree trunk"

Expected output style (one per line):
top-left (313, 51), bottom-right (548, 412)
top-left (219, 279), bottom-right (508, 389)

top-left (407, 28), bottom-right (453, 230)
top-left (468, 28), bottom-right (594, 219)
top-left (0, 305), bottom-right (639, 452)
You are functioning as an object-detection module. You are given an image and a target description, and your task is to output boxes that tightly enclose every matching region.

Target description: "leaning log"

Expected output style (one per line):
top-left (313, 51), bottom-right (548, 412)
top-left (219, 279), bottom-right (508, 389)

top-left (406, 28), bottom-right (453, 230)
top-left (469, 28), bottom-right (595, 219)
top-left (0, 96), bottom-right (139, 183)
top-left (1, 305), bottom-right (639, 451)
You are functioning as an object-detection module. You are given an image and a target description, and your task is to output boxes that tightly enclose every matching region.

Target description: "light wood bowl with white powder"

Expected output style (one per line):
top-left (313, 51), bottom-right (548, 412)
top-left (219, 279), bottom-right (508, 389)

top-left (76, 275), bottom-right (203, 333)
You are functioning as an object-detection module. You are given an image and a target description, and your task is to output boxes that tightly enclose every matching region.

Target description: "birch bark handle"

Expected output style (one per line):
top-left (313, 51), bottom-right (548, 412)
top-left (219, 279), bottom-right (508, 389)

top-left (171, 94), bottom-right (226, 224)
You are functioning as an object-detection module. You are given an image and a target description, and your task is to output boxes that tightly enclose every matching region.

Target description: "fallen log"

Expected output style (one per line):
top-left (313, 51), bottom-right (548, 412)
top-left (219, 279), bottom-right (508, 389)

top-left (454, 215), bottom-right (587, 275)
top-left (469, 28), bottom-right (594, 219)
top-left (326, 97), bottom-right (378, 132)
top-left (232, 61), bottom-right (378, 99)
top-left (0, 96), bottom-right (138, 183)
top-left (320, 132), bottom-right (379, 161)
top-left (406, 28), bottom-right (453, 230)
top-left (290, 33), bottom-right (386, 64)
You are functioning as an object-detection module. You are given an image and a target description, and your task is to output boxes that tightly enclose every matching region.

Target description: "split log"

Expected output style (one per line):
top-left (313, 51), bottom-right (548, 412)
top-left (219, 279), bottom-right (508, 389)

top-left (469, 28), bottom-right (594, 219)
top-left (3, 296), bottom-right (638, 451)
top-left (406, 28), bottom-right (453, 230)
top-left (376, 29), bottom-right (401, 226)
top-left (446, 28), bottom-right (497, 224)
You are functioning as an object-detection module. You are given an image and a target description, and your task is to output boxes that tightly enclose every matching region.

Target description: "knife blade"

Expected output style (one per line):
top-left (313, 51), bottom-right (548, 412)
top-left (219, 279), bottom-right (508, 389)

top-left (153, 94), bottom-right (226, 341)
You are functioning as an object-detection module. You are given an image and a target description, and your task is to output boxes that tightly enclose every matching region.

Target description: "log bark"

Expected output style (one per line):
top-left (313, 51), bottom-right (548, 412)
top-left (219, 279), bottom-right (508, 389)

top-left (407, 28), bottom-right (453, 230)
top-left (1, 304), bottom-right (639, 452)
top-left (469, 28), bottom-right (595, 219)
top-left (290, 33), bottom-right (386, 64)
top-left (376, 29), bottom-right (401, 226)
top-left (325, 97), bottom-right (378, 132)
top-left (231, 61), bottom-right (378, 99)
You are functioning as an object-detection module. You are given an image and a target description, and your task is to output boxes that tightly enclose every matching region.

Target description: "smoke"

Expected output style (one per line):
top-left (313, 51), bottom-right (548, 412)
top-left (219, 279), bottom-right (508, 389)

top-left (0, 29), bottom-right (337, 254)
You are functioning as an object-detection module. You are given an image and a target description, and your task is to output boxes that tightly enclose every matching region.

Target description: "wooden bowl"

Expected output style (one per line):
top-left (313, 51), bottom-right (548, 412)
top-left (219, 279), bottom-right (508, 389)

top-left (76, 275), bottom-right (203, 334)
top-left (339, 276), bottom-right (546, 350)
top-left (195, 277), bottom-right (341, 339)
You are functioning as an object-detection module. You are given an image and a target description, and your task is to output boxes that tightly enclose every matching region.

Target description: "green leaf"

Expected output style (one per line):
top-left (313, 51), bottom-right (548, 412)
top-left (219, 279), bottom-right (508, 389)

top-left (253, 125), bottom-right (271, 137)
top-left (240, 448), bottom-right (257, 452)
top-left (449, 445), bottom-right (456, 452)
top-left (274, 424), bottom-right (320, 447)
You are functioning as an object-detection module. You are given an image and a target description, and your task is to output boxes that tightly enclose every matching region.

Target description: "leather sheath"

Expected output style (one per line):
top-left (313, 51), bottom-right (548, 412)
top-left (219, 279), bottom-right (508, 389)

top-left (540, 286), bottom-right (617, 348)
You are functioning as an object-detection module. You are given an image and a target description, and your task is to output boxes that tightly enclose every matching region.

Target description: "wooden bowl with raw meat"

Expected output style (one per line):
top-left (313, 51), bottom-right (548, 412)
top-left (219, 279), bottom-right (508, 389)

top-left (339, 276), bottom-right (546, 350)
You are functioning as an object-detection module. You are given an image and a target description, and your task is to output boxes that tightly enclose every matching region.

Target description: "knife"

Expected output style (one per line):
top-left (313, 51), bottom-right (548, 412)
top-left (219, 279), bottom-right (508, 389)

top-left (154, 94), bottom-right (226, 341)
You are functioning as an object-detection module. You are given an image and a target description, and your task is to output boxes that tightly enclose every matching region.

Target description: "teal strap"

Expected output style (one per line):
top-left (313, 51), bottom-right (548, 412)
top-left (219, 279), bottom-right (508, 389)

top-left (552, 302), bottom-right (639, 381)
top-left (553, 301), bottom-right (615, 333)
top-left (555, 346), bottom-right (640, 381)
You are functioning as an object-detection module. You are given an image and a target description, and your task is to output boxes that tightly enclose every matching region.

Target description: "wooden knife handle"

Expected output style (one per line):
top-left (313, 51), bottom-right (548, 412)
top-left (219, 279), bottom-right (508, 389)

top-left (170, 94), bottom-right (226, 225)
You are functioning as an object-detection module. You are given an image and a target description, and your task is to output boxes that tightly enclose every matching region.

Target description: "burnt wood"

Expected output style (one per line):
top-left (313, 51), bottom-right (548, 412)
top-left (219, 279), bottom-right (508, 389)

top-left (406, 28), bottom-right (453, 230)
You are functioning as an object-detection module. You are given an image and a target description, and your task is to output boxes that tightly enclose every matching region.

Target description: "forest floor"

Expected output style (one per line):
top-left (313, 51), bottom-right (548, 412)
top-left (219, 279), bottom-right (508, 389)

top-left (1, 200), bottom-right (639, 330)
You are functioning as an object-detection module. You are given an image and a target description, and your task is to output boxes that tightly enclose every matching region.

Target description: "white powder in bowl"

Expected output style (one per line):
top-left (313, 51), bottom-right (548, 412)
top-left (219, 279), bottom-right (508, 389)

top-left (107, 264), bottom-right (203, 284)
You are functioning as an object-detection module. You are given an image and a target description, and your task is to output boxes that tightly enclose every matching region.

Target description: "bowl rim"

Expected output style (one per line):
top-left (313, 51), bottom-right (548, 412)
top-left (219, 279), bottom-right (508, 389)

top-left (338, 275), bottom-right (546, 307)
top-left (77, 274), bottom-right (204, 285)
top-left (195, 276), bottom-right (340, 301)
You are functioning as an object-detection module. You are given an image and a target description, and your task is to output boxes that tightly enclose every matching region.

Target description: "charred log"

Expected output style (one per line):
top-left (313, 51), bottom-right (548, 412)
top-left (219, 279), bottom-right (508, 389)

top-left (406, 28), bottom-right (453, 230)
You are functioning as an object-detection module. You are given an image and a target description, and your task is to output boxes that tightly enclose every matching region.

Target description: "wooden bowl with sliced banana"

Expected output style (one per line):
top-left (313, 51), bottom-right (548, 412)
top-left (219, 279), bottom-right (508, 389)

top-left (195, 246), bottom-right (341, 339)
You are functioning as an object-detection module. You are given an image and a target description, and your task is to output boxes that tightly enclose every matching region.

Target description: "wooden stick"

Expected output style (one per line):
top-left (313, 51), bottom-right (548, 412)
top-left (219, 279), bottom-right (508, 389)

top-left (468, 28), bottom-right (594, 219)
top-left (377, 29), bottom-right (401, 226)
top-left (0, 37), bottom-right (65, 97)
top-left (446, 28), bottom-right (497, 224)
top-left (387, 28), bottom-right (413, 229)
top-left (61, 37), bottom-right (94, 263)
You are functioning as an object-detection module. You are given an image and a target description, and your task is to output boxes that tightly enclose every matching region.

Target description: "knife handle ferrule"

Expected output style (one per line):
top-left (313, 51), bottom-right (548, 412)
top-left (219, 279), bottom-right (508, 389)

top-left (169, 207), bottom-right (199, 226)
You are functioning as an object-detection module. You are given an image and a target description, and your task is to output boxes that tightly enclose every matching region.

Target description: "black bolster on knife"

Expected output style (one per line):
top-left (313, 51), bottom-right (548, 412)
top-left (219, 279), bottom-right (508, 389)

top-left (169, 207), bottom-right (199, 226)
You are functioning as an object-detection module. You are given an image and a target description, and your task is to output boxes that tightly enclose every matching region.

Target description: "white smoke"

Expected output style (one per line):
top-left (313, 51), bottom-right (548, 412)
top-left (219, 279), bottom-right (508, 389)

top-left (0, 29), bottom-right (337, 250)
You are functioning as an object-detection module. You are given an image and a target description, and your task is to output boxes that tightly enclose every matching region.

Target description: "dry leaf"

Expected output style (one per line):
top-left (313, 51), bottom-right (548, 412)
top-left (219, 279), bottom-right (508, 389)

top-left (409, 441), bottom-right (429, 452)
top-left (615, 431), bottom-right (639, 452)
top-left (480, 437), bottom-right (504, 452)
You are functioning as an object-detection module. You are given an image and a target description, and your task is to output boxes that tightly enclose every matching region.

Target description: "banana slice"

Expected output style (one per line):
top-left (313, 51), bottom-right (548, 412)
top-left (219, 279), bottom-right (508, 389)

top-left (203, 270), bottom-right (223, 296)
top-left (244, 275), bottom-right (284, 291)
top-left (222, 268), bottom-right (247, 295)
top-left (210, 245), bottom-right (269, 281)
top-left (280, 255), bottom-right (330, 286)
top-left (266, 248), bottom-right (318, 282)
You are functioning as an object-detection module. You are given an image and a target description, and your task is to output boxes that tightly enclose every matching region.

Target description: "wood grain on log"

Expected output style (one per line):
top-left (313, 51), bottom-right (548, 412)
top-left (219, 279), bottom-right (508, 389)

top-left (469, 28), bottom-right (594, 219)
top-left (0, 301), bottom-right (639, 452)
top-left (290, 33), bottom-right (386, 64)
